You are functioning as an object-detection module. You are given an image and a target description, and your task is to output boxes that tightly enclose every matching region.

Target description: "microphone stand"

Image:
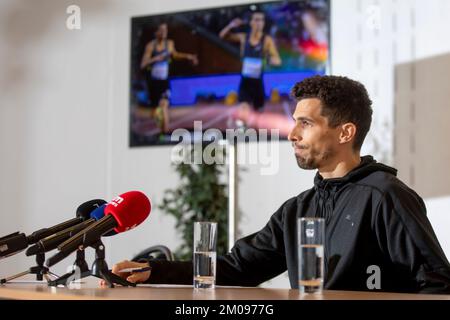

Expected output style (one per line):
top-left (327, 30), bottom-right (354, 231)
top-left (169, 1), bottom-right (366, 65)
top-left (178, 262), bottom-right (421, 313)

top-left (0, 253), bottom-right (59, 284)
top-left (48, 240), bottom-right (136, 288)
top-left (47, 249), bottom-right (90, 287)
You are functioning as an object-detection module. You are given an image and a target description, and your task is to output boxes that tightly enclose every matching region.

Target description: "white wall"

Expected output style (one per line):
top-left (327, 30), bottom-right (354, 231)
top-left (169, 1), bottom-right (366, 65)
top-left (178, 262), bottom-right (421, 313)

top-left (330, 0), bottom-right (450, 266)
top-left (0, 0), bottom-right (112, 276)
top-left (1, 0), bottom-right (449, 287)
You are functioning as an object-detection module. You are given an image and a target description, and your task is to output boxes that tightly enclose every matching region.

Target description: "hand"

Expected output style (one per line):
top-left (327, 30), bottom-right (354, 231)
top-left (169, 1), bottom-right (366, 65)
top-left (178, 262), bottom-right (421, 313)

top-left (141, 59), bottom-right (151, 69)
top-left (99, 260), bottom-right (151, 286)
top-left (229, 18), bottom-right (243, 28)
top-left (190, 54), bottom-right (198, 66)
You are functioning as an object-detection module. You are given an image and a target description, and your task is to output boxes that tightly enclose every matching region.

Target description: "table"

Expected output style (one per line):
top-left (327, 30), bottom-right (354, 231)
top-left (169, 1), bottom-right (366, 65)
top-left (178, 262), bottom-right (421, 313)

top-left (1, 278), bottom-right (449, 300)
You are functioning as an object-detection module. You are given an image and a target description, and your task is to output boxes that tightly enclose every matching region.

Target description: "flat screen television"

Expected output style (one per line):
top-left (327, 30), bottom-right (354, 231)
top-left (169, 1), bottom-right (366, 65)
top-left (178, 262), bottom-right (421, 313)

top-left (129, 0), bottom-right (330, 146)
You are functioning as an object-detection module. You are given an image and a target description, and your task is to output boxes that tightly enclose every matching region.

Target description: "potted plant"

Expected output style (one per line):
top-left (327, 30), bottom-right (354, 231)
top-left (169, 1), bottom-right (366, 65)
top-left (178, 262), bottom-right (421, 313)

top-left (159, 145), bottom-right (230, 260)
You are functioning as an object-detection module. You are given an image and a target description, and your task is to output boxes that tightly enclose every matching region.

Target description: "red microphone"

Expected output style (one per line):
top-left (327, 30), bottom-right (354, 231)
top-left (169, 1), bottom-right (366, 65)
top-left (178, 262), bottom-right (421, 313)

top-left (46, 191), bottom-right (151, 267)
top-left (105, 191), bottom-right (151, 233)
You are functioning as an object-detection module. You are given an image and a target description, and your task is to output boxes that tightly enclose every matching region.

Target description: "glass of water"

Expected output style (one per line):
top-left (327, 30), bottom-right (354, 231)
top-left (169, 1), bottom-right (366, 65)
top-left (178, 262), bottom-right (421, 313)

top-left (193, 221), bottom-right (217, 289)
top-left (298, 217), bottom-right (324, 294)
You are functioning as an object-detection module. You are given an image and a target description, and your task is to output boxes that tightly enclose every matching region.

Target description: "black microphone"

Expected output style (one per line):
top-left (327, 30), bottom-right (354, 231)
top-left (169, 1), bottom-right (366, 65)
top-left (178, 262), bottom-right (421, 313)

top-left (26, 199), bottom-right (106, 244)
top-left (0, 232), bottom-right (28, 260)
top-left (46, 191), bottom-right (151, 267)
top-left (0, 199), bottom-right (106, 259)
top-left (25, 201), bottom-right (107, 256)
top-left (25, 220), bottom-right (94, 256)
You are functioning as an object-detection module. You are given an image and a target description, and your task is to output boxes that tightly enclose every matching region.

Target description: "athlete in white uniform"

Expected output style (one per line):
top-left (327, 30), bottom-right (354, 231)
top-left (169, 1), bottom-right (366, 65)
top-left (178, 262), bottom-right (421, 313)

top-left (141, 23), bottom-right (198, 134)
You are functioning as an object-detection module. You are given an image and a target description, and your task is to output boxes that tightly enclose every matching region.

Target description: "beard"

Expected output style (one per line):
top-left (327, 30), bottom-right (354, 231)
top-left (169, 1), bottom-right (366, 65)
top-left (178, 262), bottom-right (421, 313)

top-left (294, 145), bottom-right (334, 170)
top-left (295, 154), bottom-right (317, 169)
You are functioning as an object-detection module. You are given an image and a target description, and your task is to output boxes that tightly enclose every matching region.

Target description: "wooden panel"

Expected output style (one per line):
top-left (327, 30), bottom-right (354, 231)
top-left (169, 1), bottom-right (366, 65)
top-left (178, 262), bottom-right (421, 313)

top-left (394, 53), bottom-right (450, 198)
top-left (1, 278), bottom-right (449, 300)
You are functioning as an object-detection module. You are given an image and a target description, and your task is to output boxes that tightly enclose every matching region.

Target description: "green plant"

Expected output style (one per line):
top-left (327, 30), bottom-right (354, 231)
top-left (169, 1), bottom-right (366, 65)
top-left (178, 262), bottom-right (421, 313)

top-left (159, 145), bottom-right (229, 260)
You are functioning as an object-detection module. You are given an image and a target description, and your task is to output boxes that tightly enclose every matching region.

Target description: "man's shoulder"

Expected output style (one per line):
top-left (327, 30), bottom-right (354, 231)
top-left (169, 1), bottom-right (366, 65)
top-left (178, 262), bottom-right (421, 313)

top-left (356, 170), bottom-right (423, 201)
top-left (274, 192), bottom-right (305, 213)
top-left (271, 193), bottom-right (305, 223)
top-left (279, 187), bottom-right (315, 210)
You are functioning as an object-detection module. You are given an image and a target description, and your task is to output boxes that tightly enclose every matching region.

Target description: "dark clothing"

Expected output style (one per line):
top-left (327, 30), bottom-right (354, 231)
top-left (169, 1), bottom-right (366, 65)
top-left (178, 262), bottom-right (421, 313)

top-left (144, 156), bottom-right (450, 293)
top-left (145, 40), bottom-right (170, 108)
top-left (242, 33), bottom-right (266, 61)
top-left (238, 33), bottom-right (266, 110)
top-left (238, 77), bottom-right (265, 110)
top-left (146, 78), bottom-right (169, 108)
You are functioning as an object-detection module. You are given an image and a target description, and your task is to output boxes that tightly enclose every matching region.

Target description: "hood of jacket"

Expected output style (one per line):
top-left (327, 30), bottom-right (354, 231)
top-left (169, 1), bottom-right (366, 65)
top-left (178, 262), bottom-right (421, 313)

top-left (312, 155), bottom-right (397, 222)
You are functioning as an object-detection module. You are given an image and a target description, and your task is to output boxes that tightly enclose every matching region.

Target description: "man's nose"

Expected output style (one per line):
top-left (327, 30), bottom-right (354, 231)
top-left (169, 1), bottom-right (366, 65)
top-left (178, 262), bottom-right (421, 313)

top-left (288, 126), bottom-right (301, 142)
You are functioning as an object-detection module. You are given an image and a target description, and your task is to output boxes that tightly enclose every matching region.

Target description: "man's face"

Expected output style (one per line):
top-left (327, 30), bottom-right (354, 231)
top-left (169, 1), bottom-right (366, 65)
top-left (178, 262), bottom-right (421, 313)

top-left (288, 98), bottom-right (341, 170)
top-left (156, 24), bottom-right (168, 39)
top-left (250, 13), bottom-right (265, 32)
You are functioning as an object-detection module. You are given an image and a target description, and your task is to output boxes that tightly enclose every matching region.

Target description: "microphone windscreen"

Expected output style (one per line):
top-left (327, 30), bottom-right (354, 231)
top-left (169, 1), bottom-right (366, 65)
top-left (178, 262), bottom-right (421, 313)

top-left (76, 199), bottom-right (107, 220)
top-left (90, 204), bottom-right (107, 221)
top-left (104, 191), bottom-right (151, 233)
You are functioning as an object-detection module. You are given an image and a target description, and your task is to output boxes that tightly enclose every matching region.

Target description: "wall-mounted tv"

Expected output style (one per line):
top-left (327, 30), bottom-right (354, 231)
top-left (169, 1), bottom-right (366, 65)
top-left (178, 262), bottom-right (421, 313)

top-left (130, 0), bottom-right (330, 146)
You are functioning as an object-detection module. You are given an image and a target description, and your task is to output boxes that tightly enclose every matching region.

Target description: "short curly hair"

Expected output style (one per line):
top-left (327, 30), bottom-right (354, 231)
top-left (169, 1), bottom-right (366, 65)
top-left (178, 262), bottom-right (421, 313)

top-left (291, 75), bottom-right (373, 151)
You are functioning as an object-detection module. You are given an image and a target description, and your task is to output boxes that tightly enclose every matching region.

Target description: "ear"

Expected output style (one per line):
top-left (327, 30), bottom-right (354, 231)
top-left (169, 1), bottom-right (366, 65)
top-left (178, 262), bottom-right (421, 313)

top-left (338, 123), bottom-right (357, 145)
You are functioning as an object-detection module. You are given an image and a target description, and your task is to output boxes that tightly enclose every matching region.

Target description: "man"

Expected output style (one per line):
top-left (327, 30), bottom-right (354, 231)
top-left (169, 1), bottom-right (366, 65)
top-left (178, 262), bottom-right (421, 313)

top-left (140, 22), bottom-right (198, 134)
top-left (220, 11), bottom-right (281, 126)
top-left (112, 75), bottom-right (450, 293)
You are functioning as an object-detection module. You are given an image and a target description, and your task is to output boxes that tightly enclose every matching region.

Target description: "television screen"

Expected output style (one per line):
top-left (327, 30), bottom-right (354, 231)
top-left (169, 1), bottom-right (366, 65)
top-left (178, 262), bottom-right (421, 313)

top-left (129, 0), bottom-right (330, 146)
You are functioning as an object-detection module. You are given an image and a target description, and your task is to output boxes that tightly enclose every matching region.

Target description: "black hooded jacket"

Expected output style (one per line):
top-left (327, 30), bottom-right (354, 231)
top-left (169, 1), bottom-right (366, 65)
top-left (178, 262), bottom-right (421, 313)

top-left (145, 156), bottom-right (450, 293)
